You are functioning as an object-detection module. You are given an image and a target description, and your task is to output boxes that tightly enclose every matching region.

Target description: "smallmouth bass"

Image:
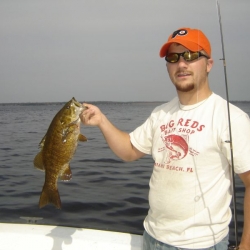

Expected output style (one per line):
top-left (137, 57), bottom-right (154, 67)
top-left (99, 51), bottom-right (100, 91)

top-left (34, 97), bottom-right (87, 209)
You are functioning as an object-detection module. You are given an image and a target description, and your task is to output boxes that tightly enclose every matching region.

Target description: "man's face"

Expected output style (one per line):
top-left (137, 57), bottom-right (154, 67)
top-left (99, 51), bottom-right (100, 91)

top-left (166, 43), bottom-right (213, 93)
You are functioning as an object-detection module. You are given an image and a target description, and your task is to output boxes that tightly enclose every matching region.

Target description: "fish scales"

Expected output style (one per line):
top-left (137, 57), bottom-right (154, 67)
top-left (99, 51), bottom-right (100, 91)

top-left (33, 97), bottom-right (87, 209)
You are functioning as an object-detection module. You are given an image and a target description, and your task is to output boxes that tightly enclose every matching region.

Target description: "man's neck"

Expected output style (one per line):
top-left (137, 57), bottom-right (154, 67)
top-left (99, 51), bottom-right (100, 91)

top-left (177, 88), bottom-right (213, 105)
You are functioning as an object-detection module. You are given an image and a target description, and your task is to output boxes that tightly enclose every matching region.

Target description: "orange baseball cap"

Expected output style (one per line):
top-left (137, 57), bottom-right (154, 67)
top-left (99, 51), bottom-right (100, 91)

top-left (159, 27), bottom-right (211, 58)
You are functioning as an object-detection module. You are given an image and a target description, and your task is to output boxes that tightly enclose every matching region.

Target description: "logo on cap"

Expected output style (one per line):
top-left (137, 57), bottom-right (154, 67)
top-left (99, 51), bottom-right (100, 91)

top-left (172, 29), bottom-right (188, 38)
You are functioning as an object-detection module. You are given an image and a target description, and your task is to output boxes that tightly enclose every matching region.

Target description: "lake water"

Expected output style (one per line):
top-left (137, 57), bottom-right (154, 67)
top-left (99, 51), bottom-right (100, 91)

top-left (0, 100), bottom-right (249, 246)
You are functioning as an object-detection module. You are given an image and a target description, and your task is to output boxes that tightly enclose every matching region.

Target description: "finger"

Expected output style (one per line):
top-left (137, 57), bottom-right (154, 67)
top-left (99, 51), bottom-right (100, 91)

top-left (80, 110), bottom-right (88, 124)
top-left (83, 112), bottom-right (92, 125)
top-left (83, 103), bottom-right (92, 109)
top-left (81, 103), bottom-right (92, 116)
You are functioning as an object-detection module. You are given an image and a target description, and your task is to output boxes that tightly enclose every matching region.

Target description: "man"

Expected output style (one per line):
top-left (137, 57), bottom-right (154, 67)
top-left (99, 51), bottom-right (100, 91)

top-left (81, 27), bottom-right (250, 249)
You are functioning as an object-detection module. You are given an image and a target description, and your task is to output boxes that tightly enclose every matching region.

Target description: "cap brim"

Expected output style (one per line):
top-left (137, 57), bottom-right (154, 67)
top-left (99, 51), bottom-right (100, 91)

top-left (159, 40), bottom-right (203, 57)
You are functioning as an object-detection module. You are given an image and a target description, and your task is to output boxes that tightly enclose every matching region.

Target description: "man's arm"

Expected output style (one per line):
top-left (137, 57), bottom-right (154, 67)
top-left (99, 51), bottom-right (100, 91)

top-left (80, 103), bottom-right (145, 162)
top-left (238, 170), bottom-right (250, 249)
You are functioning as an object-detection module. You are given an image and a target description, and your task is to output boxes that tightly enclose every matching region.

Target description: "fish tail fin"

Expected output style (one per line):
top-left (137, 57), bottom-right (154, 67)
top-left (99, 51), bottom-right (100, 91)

top-left (39, 185), bottom-right (61, 209)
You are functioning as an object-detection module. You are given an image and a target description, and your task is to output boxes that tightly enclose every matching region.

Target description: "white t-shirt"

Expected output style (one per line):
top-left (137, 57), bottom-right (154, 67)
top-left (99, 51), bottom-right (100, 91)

top-left (130, 93), bottom-right (250, 248)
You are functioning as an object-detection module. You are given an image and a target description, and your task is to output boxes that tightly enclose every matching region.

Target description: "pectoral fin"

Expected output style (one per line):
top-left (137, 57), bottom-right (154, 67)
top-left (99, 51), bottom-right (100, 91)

top-left (33, 151), bottom-right (45, 171)
top-left (60, 164), bottom-right (72, 181)
top-left (78, 134), bottom-right (87, 142)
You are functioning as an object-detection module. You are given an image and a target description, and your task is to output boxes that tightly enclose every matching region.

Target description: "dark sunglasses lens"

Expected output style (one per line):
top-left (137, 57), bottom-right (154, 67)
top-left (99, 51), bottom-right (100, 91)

top-left (165, 53), bottom-right (179, 63)
top-left (184, 51), bottom-right (199, 61)
top-left (165, 51), bottom-right (203, 63)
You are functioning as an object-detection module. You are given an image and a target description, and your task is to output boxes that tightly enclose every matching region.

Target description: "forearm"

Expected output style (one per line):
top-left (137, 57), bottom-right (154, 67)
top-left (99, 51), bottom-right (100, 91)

top-left (98, 114), bottom-right (143, 161)
top-left (81, 103), bottom-right (144, 162)
top-left (239, 186), bottom-right (250, 249)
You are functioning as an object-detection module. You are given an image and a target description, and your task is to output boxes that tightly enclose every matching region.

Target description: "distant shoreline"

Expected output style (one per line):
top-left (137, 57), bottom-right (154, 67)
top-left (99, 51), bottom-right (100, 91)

top-left (0, 100), bottom-right (250, 105)
top-left (0, 101), bottom-right (166, 105)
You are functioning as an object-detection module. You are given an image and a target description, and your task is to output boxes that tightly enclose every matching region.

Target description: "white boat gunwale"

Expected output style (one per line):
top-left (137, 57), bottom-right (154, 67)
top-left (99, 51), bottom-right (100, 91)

top-left (0, 222), bottom-right (142, 250)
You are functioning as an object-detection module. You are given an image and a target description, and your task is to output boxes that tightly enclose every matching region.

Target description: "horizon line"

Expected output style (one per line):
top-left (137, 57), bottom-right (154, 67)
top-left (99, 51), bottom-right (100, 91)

top-left (1, 100), bottom-right (250, 105)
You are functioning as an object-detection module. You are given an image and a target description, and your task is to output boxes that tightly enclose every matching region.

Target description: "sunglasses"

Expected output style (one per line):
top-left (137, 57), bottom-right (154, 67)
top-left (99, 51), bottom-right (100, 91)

top-left (165, 51), bottom-right (209, 63)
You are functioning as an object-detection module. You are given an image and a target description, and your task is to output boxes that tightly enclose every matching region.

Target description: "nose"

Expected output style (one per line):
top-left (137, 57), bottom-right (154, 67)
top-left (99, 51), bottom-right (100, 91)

top-left (177, 56), bottom-right (188, 68)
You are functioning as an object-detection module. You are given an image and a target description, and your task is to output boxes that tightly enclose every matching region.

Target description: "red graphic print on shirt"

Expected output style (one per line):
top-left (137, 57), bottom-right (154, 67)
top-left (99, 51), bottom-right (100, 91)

top-left (162, 134), bottom-right (189, 160)
top-left (158, 117), bottom-right (205, 166)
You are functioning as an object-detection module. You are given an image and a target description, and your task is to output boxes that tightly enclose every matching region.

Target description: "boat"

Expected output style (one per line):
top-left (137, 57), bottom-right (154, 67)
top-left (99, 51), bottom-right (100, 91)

top-left (0, 222), bottom-right (142, 250)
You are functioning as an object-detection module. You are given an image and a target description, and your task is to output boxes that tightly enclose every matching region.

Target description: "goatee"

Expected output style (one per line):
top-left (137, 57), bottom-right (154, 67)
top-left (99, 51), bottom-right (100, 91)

top-left (175, 83), bottom-right (195, 92)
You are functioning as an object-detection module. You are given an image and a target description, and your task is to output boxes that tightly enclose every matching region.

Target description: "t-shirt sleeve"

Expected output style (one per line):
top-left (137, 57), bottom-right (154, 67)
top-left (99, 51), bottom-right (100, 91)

top-left (222, 112), bottom-right (250, 174)
top-left (129, 116), bottom-right (153, 155)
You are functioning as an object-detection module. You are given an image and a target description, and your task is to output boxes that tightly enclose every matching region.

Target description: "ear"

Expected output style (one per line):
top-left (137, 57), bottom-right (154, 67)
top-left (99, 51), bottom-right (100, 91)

top-left (207, 58), bottom-right (214, 73)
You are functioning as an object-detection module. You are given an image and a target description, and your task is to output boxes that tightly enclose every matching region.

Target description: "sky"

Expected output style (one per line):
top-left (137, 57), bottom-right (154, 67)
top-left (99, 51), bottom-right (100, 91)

top-left (1, 0), bottom-right (249, 103)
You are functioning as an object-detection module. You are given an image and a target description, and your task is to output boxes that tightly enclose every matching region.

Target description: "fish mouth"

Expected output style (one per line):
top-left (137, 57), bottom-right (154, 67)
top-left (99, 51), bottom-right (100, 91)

top-left (72, 97), bottom-right (88, 112)
top-left (72, 97), bottom-right (82, 108)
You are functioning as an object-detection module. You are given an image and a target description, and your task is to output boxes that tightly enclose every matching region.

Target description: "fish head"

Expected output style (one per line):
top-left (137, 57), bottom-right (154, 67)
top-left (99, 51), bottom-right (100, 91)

top-left (59, 97), bottom-right (86, 125)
